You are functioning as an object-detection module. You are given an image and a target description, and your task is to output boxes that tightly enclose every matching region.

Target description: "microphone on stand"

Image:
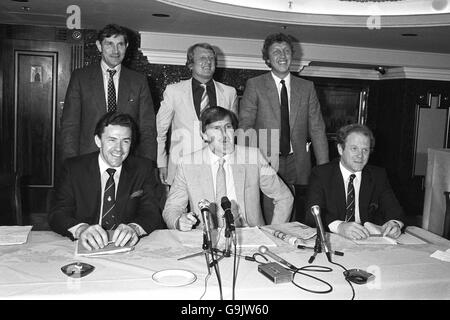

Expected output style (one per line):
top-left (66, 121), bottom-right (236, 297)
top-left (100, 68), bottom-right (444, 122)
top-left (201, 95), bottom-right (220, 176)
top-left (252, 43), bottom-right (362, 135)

top-left (198, 199), bottom-right (213, 249)
top-left (221, 196), bottom-right (235, 256)
top-left (310, 205), bottom-right (332, 262)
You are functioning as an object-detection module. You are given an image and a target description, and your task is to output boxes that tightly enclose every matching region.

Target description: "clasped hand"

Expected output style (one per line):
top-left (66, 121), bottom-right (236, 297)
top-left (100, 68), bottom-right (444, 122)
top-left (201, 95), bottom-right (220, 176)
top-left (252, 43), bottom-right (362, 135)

top-left (338, 220), bottom-right (401, 240)
top-left (177, 212), bottom-right (199, 231)
top-left (79, 224), bottom-right (139, 251)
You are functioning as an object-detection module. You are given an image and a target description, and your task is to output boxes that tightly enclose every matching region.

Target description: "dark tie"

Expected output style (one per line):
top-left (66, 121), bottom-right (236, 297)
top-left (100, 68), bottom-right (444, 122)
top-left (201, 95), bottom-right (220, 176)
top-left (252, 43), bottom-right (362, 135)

top-left (102, 168), bottom-right (117, 230)
top-left (280, 79), bottom-right (290, 156)
top-left (215, 158), bottom-right (226, 228)
top-left (345, 174), bottom-right (356, 222)
top-left (107, 69), bottom-right (117, 112)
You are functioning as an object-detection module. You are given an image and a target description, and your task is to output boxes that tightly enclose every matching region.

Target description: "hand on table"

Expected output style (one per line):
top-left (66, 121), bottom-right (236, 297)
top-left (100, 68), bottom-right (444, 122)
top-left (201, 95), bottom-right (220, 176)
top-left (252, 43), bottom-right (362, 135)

top-left (177, 212), bottom-right (198, 231)
top-left (338, 222), bottom-right (370, 240)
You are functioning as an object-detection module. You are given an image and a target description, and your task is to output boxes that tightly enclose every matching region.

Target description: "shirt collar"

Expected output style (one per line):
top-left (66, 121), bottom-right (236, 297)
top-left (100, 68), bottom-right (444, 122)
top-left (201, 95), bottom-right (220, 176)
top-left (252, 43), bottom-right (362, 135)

top-left (271, 72), bottom-right (291, 87)
top-left (207, 147), bottom-right (233, 165)
top-left (98, 154), bottom-right (123, 177)
top-left (192, 77), bottom-right (214, 89)
top-left (100, 59), bottom-right (121, 75)
top-left (339, 161), bottom-right (361, 182)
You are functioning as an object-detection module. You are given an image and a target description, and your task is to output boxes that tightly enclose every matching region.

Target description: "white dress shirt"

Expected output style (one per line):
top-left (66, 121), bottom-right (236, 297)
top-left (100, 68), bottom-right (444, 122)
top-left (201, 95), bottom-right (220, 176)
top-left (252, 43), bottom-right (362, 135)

top-left (207, 148), bottom-right (237, 205)
top-left (100, 60), bottom-right (121, 110)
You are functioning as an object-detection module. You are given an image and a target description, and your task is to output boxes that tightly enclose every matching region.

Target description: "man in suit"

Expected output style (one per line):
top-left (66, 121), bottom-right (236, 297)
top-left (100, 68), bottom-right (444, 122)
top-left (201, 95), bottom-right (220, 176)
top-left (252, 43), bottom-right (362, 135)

top-left (306, 124), bottom-right (404, 240)
top-left (49, 112), bottom-right (163, 250)
top-left (163, 106), bottom-right (293, 231)
top-left (61, 24), bottom-right (156, 162)
top-left (157, 43), bottom-right (238, 186)
top-left (238, 33), bottom-right (329, 224)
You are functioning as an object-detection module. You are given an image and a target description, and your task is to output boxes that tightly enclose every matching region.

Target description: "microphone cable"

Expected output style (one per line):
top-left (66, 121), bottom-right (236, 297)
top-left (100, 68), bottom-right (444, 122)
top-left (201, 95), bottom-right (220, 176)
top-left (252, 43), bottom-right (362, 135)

top-left (328, 260), bottom-right (355, 300)
top-left (231, 232), bottom-right (238, 300)
top-left (290, 264), bottom-right (333, 294)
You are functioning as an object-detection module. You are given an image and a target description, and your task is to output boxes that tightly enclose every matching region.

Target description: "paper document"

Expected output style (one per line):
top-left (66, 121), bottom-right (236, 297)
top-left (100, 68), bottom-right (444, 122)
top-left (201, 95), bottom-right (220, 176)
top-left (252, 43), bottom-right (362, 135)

top-left (0, 225), bottom-right (33, 245)
top-left (75, 230), bottom-right (134, 256)
top-left (430, 249), bottom-right (450, 262)
top-left (353, 222), bottom-right (427, 245)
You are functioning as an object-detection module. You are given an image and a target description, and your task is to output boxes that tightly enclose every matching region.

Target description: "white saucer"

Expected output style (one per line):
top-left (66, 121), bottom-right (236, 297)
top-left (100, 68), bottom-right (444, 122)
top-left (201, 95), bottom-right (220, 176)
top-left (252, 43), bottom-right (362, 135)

top-left (152, 269), bottom-right (197, 287)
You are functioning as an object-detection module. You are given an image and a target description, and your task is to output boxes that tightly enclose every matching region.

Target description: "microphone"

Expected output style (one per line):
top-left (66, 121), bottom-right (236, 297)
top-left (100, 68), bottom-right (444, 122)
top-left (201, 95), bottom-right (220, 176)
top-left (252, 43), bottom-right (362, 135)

top-left (258, 245), bottom-right (297, 271)
top-left (310, 205), bottom-right (332, 262)
top-left (198, 199), bottom-right (213, 248)
top-left (221, 196), bottom-right (235, 232)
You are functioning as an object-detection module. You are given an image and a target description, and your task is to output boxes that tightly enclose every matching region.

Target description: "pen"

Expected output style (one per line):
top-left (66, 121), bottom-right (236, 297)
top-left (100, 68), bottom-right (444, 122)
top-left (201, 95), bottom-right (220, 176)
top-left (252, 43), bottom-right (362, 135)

top-left (297, 245), bottom-right (314, 250)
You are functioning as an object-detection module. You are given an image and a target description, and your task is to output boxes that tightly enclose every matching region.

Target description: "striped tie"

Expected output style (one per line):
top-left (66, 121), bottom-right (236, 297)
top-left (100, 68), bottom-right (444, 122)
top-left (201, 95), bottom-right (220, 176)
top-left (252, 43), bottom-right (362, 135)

top-left (107, 69), bottom-right (117, 112)
top-left (102, 168), bottom-right (117, 230)
top-left (200, 83), bottom-right (210, 111)
top-left (215, 158), bottom-right (226, 228)
top-left (345, 174), bottom-right (356, 222)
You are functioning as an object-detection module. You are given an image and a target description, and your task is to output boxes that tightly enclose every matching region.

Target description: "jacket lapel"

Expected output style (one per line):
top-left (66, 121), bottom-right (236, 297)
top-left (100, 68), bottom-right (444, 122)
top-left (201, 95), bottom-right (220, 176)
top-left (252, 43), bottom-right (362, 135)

top-left (117, 66), bottom-right (130, 110)
top-left (91, 64), bottom-right (107, 112)
top-left (289, 76), bottom-right (302, 129)
top-left (359, 167), bottom-right (372, 223)
top-left (183, 79), bottom-right (197, 119)
top-left (264, 73), bottom-right (281, 125)
top-left (115, 159), bottom-right (133, 222)
top-left (332, 164), bottom-right (347, 220)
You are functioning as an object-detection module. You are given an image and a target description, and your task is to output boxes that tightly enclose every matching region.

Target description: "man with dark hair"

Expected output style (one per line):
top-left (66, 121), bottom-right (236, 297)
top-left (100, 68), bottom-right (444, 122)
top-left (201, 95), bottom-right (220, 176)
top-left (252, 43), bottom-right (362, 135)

top-left (156, 42), bottom-right (238, 187)
top-left (61, 23), bottom-right (156, 162)
top-left (238, 32), bottom-right (329, 224)
top-left (305, 123), bottom-right (404, 240)
top-left (162, 106), bottom-right (293, 231)
top-left (49, 112), bottom-right (163, 250)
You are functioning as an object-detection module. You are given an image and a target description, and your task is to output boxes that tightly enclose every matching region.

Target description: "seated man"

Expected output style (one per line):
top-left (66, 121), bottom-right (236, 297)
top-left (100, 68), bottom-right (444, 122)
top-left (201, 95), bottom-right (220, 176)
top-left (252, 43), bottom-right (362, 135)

top-left (163, 106), bottom-right (293, 231)
top-left (49, 112), bottom-right (163, 250)
top-left (306, 123), bottom-right (404, 240)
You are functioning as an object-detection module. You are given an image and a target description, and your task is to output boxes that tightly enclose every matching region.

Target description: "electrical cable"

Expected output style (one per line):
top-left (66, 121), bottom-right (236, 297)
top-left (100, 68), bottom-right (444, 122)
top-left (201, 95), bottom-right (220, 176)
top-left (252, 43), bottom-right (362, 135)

top-left (328, 260), bottom-right (355, 300)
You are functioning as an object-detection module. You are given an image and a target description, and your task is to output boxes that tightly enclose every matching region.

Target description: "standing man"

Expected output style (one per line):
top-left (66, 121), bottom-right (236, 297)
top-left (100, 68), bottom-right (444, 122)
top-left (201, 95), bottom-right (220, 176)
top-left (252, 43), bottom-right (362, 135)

top-left (156, 43), bottom-right (238, 186)
top-left (61, 24), bottom-right (156, 162)
top-left (305, 124), bottom-right (404, 240)
top-left (238, 33), bottom-right (329, 223)
top-left (162, 106), bottom-right (293, 231)
top-left (49, 112), bottom-right (163, 251)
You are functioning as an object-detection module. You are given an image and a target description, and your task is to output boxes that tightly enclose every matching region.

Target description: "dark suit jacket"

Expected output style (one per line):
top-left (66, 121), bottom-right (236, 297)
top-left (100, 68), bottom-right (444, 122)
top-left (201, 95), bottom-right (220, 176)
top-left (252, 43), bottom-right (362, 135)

top-left (61, 63), bottom-right (156, 162)
top-left (305, 160), bottom-right (404, 229)
top-left (238, 72), bottom-right (329, 185)
top-left (49, 152), bottom-right (164, 239)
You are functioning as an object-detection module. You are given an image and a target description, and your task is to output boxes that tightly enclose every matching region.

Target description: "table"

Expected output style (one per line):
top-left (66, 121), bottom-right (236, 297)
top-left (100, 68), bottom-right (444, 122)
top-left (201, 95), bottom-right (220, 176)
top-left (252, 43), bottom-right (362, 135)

top-left (1, 226), bottom-right (449, 300)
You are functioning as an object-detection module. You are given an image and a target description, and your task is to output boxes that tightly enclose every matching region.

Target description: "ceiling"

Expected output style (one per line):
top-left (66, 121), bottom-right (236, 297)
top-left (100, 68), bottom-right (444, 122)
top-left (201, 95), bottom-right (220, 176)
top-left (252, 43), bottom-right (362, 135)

top-left (1, 0), bottom-right (450, 54)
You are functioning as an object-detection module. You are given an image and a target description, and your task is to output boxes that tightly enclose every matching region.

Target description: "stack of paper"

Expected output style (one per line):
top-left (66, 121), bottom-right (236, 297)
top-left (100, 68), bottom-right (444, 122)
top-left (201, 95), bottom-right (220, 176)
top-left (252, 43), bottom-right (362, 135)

top-left (353, 222), bottom-right (427, 245)
top-left (0, 225), bottom-right (33, 245)
top-left (430, 249), bottom-right (450, 262)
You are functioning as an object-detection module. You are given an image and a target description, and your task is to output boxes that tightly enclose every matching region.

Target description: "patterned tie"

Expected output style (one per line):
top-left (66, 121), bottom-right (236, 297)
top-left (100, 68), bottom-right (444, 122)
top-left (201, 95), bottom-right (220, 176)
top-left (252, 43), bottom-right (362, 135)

top-left (215, 158), bottom-right (226, 227)
top-left (345, 174), bottom-right (356, 222)
top-left (200, 83), bottom-right (210, 112)
top-left (102, 168), bottom-right (117, 230)
top-left (107, 69), bottom-right (117, 112)
top-left (280, 79), bottom-right (290, 156)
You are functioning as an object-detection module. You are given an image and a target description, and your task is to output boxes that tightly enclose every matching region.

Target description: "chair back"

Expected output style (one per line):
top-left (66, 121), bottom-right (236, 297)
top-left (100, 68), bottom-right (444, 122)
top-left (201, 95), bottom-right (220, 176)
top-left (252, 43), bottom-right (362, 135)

top-left (0, 172), bottom-right (23, 225)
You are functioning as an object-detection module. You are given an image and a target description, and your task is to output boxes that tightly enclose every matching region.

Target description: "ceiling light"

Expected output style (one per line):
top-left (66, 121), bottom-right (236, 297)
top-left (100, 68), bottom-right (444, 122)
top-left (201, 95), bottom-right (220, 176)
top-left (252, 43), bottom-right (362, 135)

top-left (11, 0), bottom-right (29, 2)
top-left (401, 33), bottom-right (418, 37)
top-left (21, 6), bottom-right (30, 11)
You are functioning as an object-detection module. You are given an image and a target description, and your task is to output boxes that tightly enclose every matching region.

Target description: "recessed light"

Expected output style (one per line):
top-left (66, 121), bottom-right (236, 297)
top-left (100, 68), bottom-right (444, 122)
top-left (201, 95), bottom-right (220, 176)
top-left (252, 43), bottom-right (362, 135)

top-left (152, 13), bottom-right (170, 18)
top-left (11, 0), bottom-right (29, 2)
top-left (21, 6), bottom-right (30, 11)
top-left (401, 33), bottom-right (418, 37)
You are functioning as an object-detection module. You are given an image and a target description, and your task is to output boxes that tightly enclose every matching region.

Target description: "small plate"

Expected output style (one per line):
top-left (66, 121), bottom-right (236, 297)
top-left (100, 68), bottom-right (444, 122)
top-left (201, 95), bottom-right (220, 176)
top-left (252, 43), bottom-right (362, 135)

top-left (152, 269), bottom-right (197, 287)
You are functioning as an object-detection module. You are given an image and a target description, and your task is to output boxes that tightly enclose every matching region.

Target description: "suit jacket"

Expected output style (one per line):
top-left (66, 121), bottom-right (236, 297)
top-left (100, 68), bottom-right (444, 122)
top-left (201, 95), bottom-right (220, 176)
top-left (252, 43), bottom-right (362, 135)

top-left (238, 72), bottom-right (329, 184)
top-left (61, 63), bottom-right (157, 162)
top-left (305, 160), bottom-right (404, 229)
top-left (156, 78), bottom-right (238, 184)
top-left (162, 145), bottom-right (293, 229)
top-left (49, 152), bottom-right (164, 239)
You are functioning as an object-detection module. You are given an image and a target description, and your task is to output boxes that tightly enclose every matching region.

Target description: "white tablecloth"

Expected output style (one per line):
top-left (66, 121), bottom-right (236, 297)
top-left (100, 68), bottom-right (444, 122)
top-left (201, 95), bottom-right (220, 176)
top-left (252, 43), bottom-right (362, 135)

top-left (1, 227), bottom-right (449, 300)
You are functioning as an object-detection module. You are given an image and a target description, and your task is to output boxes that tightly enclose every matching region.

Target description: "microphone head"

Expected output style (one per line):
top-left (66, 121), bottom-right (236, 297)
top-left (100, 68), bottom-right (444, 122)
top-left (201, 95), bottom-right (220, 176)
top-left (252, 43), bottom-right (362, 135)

top-left (198, 199), bottom-right (211, 211)
top-left (311, 205), bottom-right (320, 216)
top-left (258, 245), bottom-right (268, 254)
top-left (221, 196), bottom-right (231, 210)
